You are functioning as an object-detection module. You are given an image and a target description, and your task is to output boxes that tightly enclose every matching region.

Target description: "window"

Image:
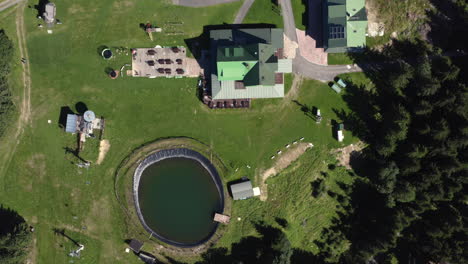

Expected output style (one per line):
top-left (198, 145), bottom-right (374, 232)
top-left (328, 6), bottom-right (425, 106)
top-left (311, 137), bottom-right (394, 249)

top-left (329, 25), bottom-right (345, 39)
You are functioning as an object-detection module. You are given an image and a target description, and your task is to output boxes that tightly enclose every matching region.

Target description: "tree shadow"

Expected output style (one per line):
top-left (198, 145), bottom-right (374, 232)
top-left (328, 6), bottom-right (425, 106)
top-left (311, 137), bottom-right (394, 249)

top-left (275, 217), bottom-right (288, 228)
top-left (104, 67), bottom-right (114, 75)
top-left (75, 102), bottom-right (88, 114)
top-left (0, 205), bottom-right (28, 237)
top-left (331, 76), bottom-right (379, 143)
top-left (64, 147), bottom-right (88, 164)
top-left (193, 222), bottom-right (298, 264)
top-left (34, 0), bottom-right (48, 18)
top-left (291, 248), bottom-right (323, 263)
top-left (52, 228), bottom-right (81, 247)
top-left (96, 45), bottom-right (108, 57)
top-left (306, 0), bottom-right (323, 48)
top-left (310, 178), bottom-right (325, 198)
top-left (292, 100), bottom-right (317, 120)
top-left (311, 179), bottom-right (396, 262)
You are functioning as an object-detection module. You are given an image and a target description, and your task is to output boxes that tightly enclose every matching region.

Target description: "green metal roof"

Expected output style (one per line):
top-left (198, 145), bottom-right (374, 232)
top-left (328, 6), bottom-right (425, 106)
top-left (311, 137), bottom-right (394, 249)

top-left (217, 61), bottom-right (258, 81)
top-left (347, 20), bottom-right (367, 47)
top-left (210, 27), bottom-right (291, 99)
top-left (346, 0), bottom-right (366, 17)
top-left (323, 0), bottom-right (368, 53)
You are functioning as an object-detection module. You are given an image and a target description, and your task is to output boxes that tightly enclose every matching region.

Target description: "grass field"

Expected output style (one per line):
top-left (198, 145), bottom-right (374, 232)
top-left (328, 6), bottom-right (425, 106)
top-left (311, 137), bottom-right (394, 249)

top-left (243, 0), bottom-right (283, 28)
top-left (0, 1), bottom-right (361, 263)
top-left (291, 0), bottom-right (307, 30)
top-left (327, 53), bottom-right (354, 65)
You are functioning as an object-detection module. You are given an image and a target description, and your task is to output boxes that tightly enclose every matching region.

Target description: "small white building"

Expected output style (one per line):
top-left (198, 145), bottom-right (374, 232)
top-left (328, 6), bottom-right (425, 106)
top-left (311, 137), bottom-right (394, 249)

top-left (337, 130), bottom-right (344, 142)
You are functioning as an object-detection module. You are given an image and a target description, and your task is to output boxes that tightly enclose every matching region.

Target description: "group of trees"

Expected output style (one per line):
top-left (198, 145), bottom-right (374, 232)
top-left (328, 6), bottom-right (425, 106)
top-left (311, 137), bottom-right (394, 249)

top-left (164, 223), bottom-right (295, 264)
top-left (0, 30), bottom-right (30, 264)
top-left (0, 29), bottom-right (14, 138)
top-left (0, 205), bottom-right (32, 264)
top-left (287, 1), bottom-right (468, 263)
top-left (315, 1), bottom-right (468, 261)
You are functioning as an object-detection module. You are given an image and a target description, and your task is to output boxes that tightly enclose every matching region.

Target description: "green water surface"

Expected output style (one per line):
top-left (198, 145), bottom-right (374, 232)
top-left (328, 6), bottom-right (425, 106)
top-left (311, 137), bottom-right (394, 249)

top-left (138, 157), bottom-right (222, 245)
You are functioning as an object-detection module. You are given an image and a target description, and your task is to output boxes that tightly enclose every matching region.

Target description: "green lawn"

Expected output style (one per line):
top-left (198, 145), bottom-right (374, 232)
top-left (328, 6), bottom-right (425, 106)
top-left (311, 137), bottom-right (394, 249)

top-left (0, 1), bottom-right (360, 263)
top-left (327, 53), bottom-right (355, 65)
top-left (243, 0), bottom-right (283, 28)
top-left (328, 34), bottom-right (391, 65)
top-left (291, 0), bottom-right (307, 30)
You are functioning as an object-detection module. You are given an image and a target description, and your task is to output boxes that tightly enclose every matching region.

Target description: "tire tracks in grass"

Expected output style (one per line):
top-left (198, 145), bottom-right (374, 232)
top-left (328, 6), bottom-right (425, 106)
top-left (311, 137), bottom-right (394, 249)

top-left (0, 3), bottom-right (31, 185)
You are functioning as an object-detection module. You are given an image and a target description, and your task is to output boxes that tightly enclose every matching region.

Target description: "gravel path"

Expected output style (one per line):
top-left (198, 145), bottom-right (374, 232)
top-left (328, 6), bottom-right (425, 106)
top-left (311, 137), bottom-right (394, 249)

top-left (293, 55), bottom-right (362, 81)
top-left (172, 0), bottom-right (240, 7)
top-left (0, 0), bottom-right (23, 12)
top-left (234, 0), bottom-right (254, 24)
top-left (279, 0), bottom-right (297, 42)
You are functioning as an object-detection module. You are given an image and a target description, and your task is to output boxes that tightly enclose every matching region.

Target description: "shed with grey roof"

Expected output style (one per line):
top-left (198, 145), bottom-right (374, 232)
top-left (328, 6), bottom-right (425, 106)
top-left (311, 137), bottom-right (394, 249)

top-left (230, 180), bottom-right (254, 200)
top-left (65, 114), bottom-right (78, 133)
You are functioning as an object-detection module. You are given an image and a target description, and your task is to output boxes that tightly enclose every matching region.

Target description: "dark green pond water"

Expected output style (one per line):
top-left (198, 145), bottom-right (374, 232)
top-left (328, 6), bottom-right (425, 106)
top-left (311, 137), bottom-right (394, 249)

top-left (138, 157), bottom-right (222, 245)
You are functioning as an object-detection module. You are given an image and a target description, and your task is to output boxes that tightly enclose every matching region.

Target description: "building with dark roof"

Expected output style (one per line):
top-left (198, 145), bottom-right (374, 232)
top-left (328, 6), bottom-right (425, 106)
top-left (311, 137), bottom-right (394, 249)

top-left (230, 180), bottom-right (254, 200)
top-left (322, 0), bottom-right (368, 53)
top-left (129, 239), bottom-right (143, 253)
top-left (209, 28), bottom-right (292, 102)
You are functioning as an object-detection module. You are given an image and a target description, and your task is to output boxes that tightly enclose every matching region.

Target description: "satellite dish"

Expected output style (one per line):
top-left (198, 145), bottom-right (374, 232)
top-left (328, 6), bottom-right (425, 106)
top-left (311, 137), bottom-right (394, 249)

top-left (83, 110), bottom-right (95, 122)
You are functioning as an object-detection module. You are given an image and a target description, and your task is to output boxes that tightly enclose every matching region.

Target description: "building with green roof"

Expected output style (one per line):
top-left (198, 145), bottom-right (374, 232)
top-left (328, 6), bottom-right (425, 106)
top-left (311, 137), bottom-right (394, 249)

top-left (209, 28), bottom-right (292, 102)
top-left (322, 0), bottom-right (368, 53)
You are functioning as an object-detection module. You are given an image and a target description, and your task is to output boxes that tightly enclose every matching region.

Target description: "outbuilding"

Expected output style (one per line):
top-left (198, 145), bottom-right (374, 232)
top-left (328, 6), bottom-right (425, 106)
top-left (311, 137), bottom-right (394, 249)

top-left (230, 180), bottom-right (254, 200)
top-left (129, 239), bottom-right (143, 253)
top-left (43, 2), bottom-right (56, 25)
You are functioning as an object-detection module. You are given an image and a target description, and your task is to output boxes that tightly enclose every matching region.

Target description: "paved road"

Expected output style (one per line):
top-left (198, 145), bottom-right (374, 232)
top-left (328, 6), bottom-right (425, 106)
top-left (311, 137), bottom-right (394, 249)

top-left (279, 0), bottom-right (297, 42)
top-left (234, 0), bottom-right (254, 24)
top-left (0, 0), bottom-right (23, 12)
top-left (293, 55), bottom-right (362, 81)
top-left (171, 0), bottom-right (240, 7)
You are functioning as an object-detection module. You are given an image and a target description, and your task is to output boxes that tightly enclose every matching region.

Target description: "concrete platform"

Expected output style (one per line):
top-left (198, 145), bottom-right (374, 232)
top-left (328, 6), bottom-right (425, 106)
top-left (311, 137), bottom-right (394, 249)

top-left (131, 47), bottom-right (187, 78)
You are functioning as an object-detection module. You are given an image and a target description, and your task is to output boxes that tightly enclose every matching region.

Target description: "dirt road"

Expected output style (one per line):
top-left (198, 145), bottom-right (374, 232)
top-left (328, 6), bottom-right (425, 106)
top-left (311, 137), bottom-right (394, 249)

top-left (0, 3), bottom-right (31, 178)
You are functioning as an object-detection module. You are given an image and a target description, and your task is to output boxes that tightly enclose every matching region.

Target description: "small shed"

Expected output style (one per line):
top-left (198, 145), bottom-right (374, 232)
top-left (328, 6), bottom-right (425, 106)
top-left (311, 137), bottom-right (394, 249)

top-left (65, 114), bottom-right (77, 133)
top-left (337, 79), bottom-right (347, 88)
top-left (129, 239), bottom-right (143, 253)
top-left (252, 187), bottom-right (261, 196)
top-left (230, 180), bottom-right (254, 200)
top-left (337, 130), bottom-right (344, 142)
top-left (331, 83), bottom-right (342, 93)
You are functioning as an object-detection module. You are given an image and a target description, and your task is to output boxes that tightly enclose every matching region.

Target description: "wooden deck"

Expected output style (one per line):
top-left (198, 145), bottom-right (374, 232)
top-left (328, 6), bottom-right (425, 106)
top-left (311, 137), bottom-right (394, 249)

top-left (214, 213), bottom-right (230, 224)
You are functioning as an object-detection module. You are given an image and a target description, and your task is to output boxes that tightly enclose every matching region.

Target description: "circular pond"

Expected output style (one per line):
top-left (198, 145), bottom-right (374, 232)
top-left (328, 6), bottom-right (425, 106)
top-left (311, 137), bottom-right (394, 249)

top-left (133, 148), bottom-right (224, 247)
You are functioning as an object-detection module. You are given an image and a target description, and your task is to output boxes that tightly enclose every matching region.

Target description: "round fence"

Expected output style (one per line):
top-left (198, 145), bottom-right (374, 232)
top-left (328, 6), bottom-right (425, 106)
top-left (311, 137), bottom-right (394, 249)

top-left (133, 148), bottom-right (225, 247)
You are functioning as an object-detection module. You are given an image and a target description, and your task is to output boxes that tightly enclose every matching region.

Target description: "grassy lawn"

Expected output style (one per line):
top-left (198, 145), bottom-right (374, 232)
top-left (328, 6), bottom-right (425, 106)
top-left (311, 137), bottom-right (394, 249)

top-left (291, 0), bottom-right (307, 30)
top-left (243, 0), bottom-right (283, 28)
top-left (0, 1), bottom-right (361, 263)
top-left (327, 53), bottom-right (355, 65)
top-left (328, 34), bottom-right (391, 65)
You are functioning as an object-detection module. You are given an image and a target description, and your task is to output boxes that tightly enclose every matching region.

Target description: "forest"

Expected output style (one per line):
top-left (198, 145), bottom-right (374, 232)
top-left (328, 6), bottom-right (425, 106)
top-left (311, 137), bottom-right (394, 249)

top-left (313, 0), bottom-right (468, 263)
top-left (0, 29), bottom-right (14, 138)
